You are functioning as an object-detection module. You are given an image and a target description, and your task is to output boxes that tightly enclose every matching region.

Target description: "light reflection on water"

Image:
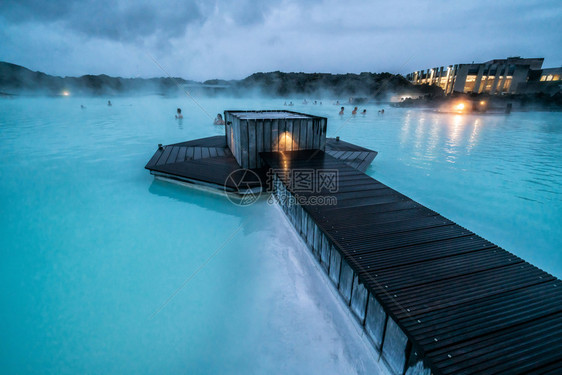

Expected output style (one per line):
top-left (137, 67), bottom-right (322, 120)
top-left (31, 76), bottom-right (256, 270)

top-left (467, 118), bottom-right (481, 154)
top-left (447, 114), bottom-right (464, 162)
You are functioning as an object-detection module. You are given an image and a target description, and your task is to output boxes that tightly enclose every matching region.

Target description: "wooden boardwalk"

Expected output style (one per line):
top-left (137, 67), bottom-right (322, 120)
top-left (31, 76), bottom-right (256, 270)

top-left (260, 150), bottom-right (562, 375)
top-left (145, 136), bottom-right (377, 191)
top-left (324, 138), bottom-right (377, 172)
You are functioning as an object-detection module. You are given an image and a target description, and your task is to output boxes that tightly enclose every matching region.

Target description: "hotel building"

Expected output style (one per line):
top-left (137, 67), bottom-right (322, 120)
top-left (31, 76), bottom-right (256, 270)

top-left (406, 57), bottom-right (562, 95)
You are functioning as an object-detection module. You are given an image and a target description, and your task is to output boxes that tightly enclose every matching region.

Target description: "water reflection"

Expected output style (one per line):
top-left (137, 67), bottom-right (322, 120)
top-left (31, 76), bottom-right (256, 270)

top-left (399, 111), bottom-right (411, 146)
top-left (467, 118), bottom-right (481, 154)
top-left (413, 115), bottom-right (426, 159)
top-left (443, 114), bottom-right (465, 164)
top-left (396, 111), bottom-right (489, 166)
top-left (450, 114), bottom-right (464, 145)
top-left (426, 116), bottom-right (440, 159)
top-left (148, 179), bottom-right (268, 236)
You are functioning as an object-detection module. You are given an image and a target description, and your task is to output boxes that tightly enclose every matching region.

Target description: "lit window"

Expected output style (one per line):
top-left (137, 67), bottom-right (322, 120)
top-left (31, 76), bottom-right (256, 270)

top-left (496, 77), bottom-right (505, 92)
top-left (553, 75), bottom-right (560, 81)
top-left (546, 75), bottom-right (553, 81)
top-left (504, 78), bottom-right (512, 92)
top-left (483, 77), bottom-right (494, 92)
top-left (540, 75), bottom-right (546, 81)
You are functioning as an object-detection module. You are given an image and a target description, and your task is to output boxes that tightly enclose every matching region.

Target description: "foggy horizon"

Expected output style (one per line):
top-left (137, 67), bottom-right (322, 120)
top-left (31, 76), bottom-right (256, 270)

top-left (1, 0), bottom-right (561, 81)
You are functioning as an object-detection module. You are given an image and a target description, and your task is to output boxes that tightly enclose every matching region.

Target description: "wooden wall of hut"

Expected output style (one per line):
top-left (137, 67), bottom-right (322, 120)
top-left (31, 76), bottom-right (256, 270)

top-left (224, 111), bottom-right (327, 169)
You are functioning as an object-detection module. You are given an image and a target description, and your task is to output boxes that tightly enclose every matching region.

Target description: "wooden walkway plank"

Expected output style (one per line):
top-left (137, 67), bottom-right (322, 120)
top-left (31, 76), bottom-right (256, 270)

top-left (186, 146), bottom-right (195, 160)
top-left (145, 148), bottom-right (164, 168)
top-left (177, 147), bottom-right (187, 162)
top-left (156, 146), bottom-right (172, 165)
top-left (167, 147), bottom-right (180, 164)
top-left (193, 147), bottom-right (202, 160)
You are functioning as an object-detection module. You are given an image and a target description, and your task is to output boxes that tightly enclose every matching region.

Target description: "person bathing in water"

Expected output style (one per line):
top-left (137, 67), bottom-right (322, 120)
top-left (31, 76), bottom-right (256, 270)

top-left (175, 108), bottom-right (183, 119)
top-left (214, 113), bottom-right (225, 125)
top-left (352, 107), bottom-right (358, 115)
top-left (362, 109), bottom-right (367, 115)
top-left (339, 106), bottom-right (344, 115)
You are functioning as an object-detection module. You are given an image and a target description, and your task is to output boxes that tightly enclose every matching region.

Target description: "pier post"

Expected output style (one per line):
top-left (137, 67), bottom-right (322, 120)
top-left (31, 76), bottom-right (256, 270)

top-left (382, 318), bottom-right (409, 375)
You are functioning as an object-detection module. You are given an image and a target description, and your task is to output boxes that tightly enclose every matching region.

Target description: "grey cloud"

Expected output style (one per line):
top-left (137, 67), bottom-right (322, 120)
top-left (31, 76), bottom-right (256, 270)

top-left (0, 0), bottom-right (312, 42)
top-left (219, 0), bottom-right (283, 26)
top-left (1, 0), bottom-right (203, 42)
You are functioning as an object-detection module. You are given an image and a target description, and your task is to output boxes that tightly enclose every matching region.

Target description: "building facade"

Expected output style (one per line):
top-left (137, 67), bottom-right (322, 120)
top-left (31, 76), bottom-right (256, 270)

top-left (406, 57), bottom-right (562, 95)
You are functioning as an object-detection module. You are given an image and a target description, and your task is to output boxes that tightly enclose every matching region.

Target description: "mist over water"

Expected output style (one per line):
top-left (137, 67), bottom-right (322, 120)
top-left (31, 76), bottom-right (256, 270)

top-left (1, 94), bottom-right (561, 374)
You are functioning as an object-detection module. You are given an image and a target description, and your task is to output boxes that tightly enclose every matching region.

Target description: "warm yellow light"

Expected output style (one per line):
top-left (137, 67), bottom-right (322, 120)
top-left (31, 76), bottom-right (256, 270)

top-left (480, 101), bottom-right (486, 105)
top-left (455, 103), bottom-right (465, 111)
top-left (62, 91), bottom-right (70, 96)
top-left (279, 131), bottom-right (296, 151)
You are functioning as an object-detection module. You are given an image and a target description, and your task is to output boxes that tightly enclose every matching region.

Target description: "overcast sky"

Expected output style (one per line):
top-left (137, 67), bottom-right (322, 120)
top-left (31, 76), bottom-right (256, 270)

top-left (1, 0), bottom-right (561, 81)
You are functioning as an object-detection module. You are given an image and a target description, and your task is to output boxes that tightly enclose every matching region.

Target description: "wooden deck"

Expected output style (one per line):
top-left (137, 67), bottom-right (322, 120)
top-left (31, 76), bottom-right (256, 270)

top-left (325, 138), bottom-right (377, 172)
top-left (260, 150), bottom-right (562, 375)
top-left (145, 136), bottom-right (377, 191)
top-left (145, 136), bottom-right (264, 191)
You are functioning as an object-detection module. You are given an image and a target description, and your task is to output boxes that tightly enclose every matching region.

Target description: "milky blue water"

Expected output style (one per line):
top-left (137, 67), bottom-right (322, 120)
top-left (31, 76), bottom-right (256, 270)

top-left (1, 95), bottom-right (561, 374)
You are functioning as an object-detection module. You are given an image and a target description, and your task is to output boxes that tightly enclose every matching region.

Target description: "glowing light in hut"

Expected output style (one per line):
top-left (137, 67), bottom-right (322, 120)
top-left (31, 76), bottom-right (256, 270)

top-left (279, 131), bottom-right (297, 151)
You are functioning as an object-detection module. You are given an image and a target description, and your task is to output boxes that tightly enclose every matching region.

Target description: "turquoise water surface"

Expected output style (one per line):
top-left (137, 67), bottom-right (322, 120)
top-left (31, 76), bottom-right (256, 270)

top-left (1, 95), bottom-right (561, 374)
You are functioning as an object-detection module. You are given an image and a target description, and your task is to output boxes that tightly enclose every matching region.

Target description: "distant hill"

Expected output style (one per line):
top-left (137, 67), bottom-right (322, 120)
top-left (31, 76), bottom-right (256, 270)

top-left (234, 71), bottom-right (434, 98)
top-left (0, 61), bottom-right (197, 96)
top-left (0, 61), bottom-right (440, 98)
